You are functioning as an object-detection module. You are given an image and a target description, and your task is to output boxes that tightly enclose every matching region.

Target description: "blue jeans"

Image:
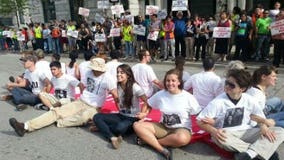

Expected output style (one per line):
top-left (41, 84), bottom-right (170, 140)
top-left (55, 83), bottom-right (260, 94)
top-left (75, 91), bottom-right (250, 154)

top-left (10, 87), bottom-right (41, 105)
top-left (44, 37), bottom-right (53, 52)
top-left (267, 112), bottom-right (284, 128)
top-left (255, 34), bottom-right (271, 60)
top-left (93, 113), bottom-right (137, 140)
top-left (124, 41), bottom-right (133, 58)
top-left (265, 97), bottom-right (284, 115)
top-left (0, 37), bottom-right (5, 50)
top-left (53, 38), bottom-right (60, 54)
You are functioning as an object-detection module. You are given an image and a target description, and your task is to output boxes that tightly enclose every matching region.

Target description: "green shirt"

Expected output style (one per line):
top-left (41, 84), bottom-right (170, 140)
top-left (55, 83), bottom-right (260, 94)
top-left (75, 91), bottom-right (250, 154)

top-left (0, 29), bottom-right (3, 38)
top-left (256, 17), bottom-right (272, 34)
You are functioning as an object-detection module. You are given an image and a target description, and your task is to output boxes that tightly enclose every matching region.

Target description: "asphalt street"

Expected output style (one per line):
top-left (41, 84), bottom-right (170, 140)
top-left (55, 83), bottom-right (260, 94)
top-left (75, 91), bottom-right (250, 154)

top-left (0, 53), bottom-right (283, 160)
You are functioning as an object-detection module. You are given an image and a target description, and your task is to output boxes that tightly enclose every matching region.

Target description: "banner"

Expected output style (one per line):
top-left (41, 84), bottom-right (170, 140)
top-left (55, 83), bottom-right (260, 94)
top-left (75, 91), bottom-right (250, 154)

top-left (213, 27), bottom-right (231, 38)
top-left (172, 0), bottom-right (188, 11)
top-left (133, 25), bottom-right (146, 36)
top-left (78, 7), bottom-right (90, 17)
top-left (147, 31), bottom-right (159, 41)
top-left (109, 28), bottom-right (121, 37)
top-left (95, 33), bottom-right (106, 42)
top-left (157, 9), bottom-right (167, 20)
top-left (111, 5), bottom-right (125, 15)
top-left (146, 5), bottom-right (159, 15)
top-left (97, 1), bottom-right (109, 9)
top-left (71, 31), bottom-right (79, 38)
top-left (270, 19), bottom-right (284, 36)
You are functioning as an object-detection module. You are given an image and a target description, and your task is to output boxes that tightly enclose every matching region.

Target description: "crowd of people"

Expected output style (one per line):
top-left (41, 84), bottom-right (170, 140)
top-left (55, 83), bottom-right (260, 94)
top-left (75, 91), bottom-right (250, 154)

top-left (1, 2), bottom-right (284, 160)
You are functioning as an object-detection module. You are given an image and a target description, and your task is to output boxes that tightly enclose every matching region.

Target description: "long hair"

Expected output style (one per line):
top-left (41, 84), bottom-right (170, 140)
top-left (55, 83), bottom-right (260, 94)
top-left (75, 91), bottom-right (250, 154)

top-left (69, 50), bottom-right (78, 68)
top-left (117, 64), bottom-right (135, 109)
top-left (252, 65), bottom-right (277, 86)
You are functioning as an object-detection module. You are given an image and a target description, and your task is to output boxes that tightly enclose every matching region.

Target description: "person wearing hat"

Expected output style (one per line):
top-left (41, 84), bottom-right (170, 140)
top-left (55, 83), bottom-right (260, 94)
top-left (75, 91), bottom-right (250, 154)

top-left (34, 49), bottom-right (52, 80)
top-left (5, 55), bottom-right (52, 110)
top-left (9, 57), bottom-right (118, 137)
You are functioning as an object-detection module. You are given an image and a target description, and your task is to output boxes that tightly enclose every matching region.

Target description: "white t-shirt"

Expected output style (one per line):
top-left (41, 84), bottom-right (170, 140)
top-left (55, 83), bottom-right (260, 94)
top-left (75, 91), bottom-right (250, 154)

top-left (60, 62), bottom-right (66, 74)
top-left (132, 63), bottom-right (158, 97)
top-left (24, 69), bottom-right (47, 95)
top-left (51, 74), bottom-right (80, 99)
top-left (118, 83), bottom-right (145, 117)
top-left (184, 71), bottom-right (222, 109)
top-left (182, 71), bottom-right (191, 83)
top-left (79, 61), bottom-right (91, 87)
top-left (36, 60), bottom-right (52, 80)
top-left (106, 60), bottom-right (123, 83)
top-left (80, 71), bottom-right (116, 107)
top-left (197, 93), bottom-right (265, 131)
top-left (246, 87), bottom-right (266, 110)
top-left (148, 90), bottom-right (201, 130)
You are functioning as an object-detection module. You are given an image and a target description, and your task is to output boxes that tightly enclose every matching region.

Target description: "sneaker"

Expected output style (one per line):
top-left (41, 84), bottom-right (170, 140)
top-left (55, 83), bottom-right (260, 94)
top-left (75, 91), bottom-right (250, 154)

top-left (269, 152), bottom-right (279, 160)
top-left (234, 152), bottom-right (252, 160)
top-left (9, 76), bottom-right (15, 82)
top-left (111, 136), bottom-right (122, 149)
top-left (161, 148), bottom-right (173, 160)
top-left (9, 118), bottom-right (26, 137)
top-left (16, 104), bottom-right (27, 111)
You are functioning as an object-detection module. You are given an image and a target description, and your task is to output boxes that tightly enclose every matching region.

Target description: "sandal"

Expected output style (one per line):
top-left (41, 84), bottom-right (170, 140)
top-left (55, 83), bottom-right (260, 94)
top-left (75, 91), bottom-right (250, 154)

top-left (135, 136), bottom-right (146, 146)
top-left (89, 125), bottom-right (98, 132)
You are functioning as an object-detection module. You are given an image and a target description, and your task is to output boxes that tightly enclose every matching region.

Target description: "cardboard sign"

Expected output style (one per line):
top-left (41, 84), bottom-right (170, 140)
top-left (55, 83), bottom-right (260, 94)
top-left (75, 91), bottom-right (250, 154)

top-left (213, 27), bottom-right (231, 38)
top-left (133, 25), bottom-right (146, 36)
top-left (78, 7), bottom-right (90, 17)
top-left (97, 1), bottom-right (109, 9)
top-left (67, 30), bottom-right (73, 36)
top-left (146, 5), bottom-right (159, 15)
top-left (157, 9), bottom-right (167, 20)
top-left (111, 5), bottom-right (125, 15)
top-left (147, 31), bottom-right (159, 41)
top-left (72, 31), bottom-right (79, 38)
top-left (270, 19), bottom-right (284, 36)
top-left (61, 30), bottom-right (66, 37)
top-left (172, 0), bottom-right (188, 11)
top-left (109, 28), bottom-right (121, 37)
top-left (95, 13), bottom-right (105, 24)
top-left (95, 33), bottom-right (106, 42)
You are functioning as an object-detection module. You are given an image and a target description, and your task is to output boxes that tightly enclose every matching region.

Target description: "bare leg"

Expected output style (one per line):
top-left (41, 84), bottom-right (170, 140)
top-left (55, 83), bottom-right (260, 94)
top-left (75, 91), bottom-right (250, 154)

top-left (158, 129), bottom-right (191, 147)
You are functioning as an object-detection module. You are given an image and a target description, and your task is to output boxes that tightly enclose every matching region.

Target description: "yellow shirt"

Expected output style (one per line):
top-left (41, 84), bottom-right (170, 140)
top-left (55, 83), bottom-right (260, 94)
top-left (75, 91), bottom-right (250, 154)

top-left (122, 25), bottom-right (133, 42)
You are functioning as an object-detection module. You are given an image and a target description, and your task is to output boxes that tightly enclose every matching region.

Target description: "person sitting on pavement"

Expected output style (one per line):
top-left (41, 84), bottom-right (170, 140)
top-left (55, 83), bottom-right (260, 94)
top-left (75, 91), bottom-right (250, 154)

top-left (51, 53), bottom-right (66, 74)
top-left (184, 58), bottom-right (222, 109)
top-left (66, 50), bottom-right (80, 79)
top-left (9, 57), bottom-right (118, 137)
top-left (197, 69), bottom-right (284, 160)
top-left (5, 55), bottom-right (52, 110)
top-left (78, 51), bottom-right (94, 87)
top-left (105, 50), bottom-right (123, 83)
top-left (174, 56), bottom-right (190, 83)
top-left (34, 49), bottom-right (52, 80)
top-left (132, 49), bottom-right (163, 97)
top-left (93, 64), bottom-right (148, 149)
top-left (133, 69), bottom-right (201, 160)
top-left (37, 61), bottom-right (84, 111)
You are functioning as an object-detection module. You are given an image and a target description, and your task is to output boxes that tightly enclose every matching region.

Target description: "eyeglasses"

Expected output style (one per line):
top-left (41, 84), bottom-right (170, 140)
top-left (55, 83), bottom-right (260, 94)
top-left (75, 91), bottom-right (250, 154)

top-left (225, 80), bottom-right (236, 89)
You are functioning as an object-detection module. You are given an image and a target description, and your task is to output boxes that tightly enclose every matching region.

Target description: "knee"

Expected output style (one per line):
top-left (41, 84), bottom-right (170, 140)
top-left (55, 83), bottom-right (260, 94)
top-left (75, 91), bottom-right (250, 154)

top-left (133, 121), bottom-right (144, 132)
top-left (174, 133), bottom-right (191, 147)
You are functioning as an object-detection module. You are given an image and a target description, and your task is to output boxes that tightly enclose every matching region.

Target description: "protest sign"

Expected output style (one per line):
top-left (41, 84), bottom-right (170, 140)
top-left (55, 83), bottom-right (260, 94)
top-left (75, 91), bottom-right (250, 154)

top-left (95, 33), bottom-right (106, 42)
top-left (67, 30), bottom-right (73, 37)
top-left (172, 0), bottom-right (188, 11)
top-left (124, 15), bottom-right (134, 23)
top-left (95, 13), bottom-right (105, 24)
top-left (213, 27), bottom-right (231, 38)
top-left (146, 5), bottom-right (159, 15)
top-left (78, 7), bottom-right (90, 17)
top-left (17, 34), bottom-right (25, 41)
top-left (147, 31), bottom-right (159, 41)
top-left (109, 28), bottom-right (121, 37)
top-left (71, 31), bottom-right (79, 38)
top-left (111, 5), bottom-right (125, 15)
top-left (97, 1), bottom-right (109, 9)
top-left (133, 25), bottom-right (146, 36)
top-left (157, 9), bottom-right (167, 20)
top-left (270, 19), bottom-right (284, 36)
top-left (61, 30), bottom-right (67, 37)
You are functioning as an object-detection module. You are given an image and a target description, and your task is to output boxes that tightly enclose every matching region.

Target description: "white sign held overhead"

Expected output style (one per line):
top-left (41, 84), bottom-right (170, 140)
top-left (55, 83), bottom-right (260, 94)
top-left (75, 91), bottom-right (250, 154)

top-left (146, 5), bottom-right (159, 15)
top-left (97, 1), bottom-right (110, 9)
top-left (157, 9), bottom-right (167, 20)
top-left (111, 5), bottom-right (125, 15)
top-left (95, 13), bottom-right (105, 24)
top-left (172, 0), bottom-right (188, 11)
top-left (109, 28), bottom-right (121, 37)
top-left (78, 7), bottom-right (90, 17)
top-left (133, 25), bottom-right (146, 36)
top-left (213, 27), bottom-right (231, 38)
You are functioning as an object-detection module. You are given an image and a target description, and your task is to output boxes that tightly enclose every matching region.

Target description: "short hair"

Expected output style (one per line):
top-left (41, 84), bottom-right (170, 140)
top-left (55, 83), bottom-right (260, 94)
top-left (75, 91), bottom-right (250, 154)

top-left (109, 50), bottom-right (120, 59)
top-left (227, 69), bottom-right (251, 91)
top-left (163, 69), bottom-right (184, 90)
top-left (252, 65), bottom-right (277, 86)
top-left (202, 58), bottom-right (215, 71)
top-left (50, 61), bottom-right (61, 68)
top-left (138, 49), bottom-right (148, 61)
top-left (84, 51), bottom-right (94, 61)
top-left (52, 53), bottom-right (61, 61)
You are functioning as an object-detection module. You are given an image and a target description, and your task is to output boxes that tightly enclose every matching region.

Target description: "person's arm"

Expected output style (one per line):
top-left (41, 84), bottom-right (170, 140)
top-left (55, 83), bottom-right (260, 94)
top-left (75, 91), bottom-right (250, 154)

top-left (136, 94), bottom-right (151, 119)
top-left (6, 78), bottom-right (27, 89)
top-left (153, 79), bottom-right (164, 89)
top-left (109, 88), bottom-right (119, 111)
top-left (43, 78), bottom-right (52, 93)
top-left (250, 114), bottom-right (275, 127)
top-left (250, 114), bottom-right (276, 142)
top-left (77, 82), bottom-right (85, 94)
top-left (197, 120), bottom-right (227, 143)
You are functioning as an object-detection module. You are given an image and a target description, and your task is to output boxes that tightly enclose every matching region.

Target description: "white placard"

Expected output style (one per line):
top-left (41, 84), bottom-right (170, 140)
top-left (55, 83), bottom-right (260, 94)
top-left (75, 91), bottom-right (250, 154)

top-left (67, 30), bottom-right (73, 36)
top-left (213, 27), bottom-right (231, 38)
top-left (111, 5), bottom-right (125, 15)
top-left (78, 7), bottom-right (90, 17)
top-left (270, 9), bottom-right (280, 17)
top-left (172, 0), bottom-right (188, 11)
top-left (97, 1), bottom-right (109, 9)
top-left (109, 28), bottom-right (121, 37)
top-left (71, 31), bottom-right (79, 38)
top-left (23, 15), bottom-right (31, 24)
top-left (146, 5), bottom-right (159, 15)
top-left (3, 31), bottom-right (10, 36)
top-left (157, 9), bottom-right (167, 20)
top-left (95, 13), bottom-right (105, 24)
top-left (133, 25), bottom-right (146, 36)
top-left (61, 30), bottom-right (66, 37)
top-left (123, 15), bottom-right (134, 23)
top-left (147, 31), bottom-right (159, 41)
top-left (270, 19), bottom-right (284, 36)
top-left (95, 33), bottom-right (106, 42)
top-left (17, 31), bottom-right (25, 41)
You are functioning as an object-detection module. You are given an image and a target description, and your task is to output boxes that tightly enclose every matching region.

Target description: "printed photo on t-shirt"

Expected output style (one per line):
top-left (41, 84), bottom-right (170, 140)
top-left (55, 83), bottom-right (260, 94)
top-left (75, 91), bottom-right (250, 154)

top-left (87, 77), bottom-right (95, 92)
top-left (55, 89), bottom-right (67, 98)
top-left (162, 113), bottom-right (181, 126)
top-left (223, 107), bottom-right (244, 128)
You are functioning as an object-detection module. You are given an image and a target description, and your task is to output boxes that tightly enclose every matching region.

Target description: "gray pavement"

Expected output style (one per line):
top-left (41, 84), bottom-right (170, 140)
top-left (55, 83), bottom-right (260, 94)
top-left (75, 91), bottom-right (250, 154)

top-left (0, 53), bottom-right (284, 160)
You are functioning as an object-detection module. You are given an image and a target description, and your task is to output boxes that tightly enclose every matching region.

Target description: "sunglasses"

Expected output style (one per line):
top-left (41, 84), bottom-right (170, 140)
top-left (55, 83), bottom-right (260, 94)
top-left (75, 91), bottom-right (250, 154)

top-left (225, 80), bottom-right (236, 89)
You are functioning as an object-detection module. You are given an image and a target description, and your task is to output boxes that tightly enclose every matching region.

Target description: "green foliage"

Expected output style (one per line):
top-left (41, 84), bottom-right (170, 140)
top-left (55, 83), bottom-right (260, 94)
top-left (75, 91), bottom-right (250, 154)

top-left (0, 0), bottom-right (28, 15)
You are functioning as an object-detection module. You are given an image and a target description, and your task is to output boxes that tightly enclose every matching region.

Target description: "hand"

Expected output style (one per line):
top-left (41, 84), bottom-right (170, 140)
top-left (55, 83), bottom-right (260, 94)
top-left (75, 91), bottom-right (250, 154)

top-left (212, 129), bottom-right (227, 143)
top-left (135, 112), bottom-right (147, 120)
top-left (201, 117), bottom-right (215, 125)
top-left (260, 125), bottom-right (276, 142)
